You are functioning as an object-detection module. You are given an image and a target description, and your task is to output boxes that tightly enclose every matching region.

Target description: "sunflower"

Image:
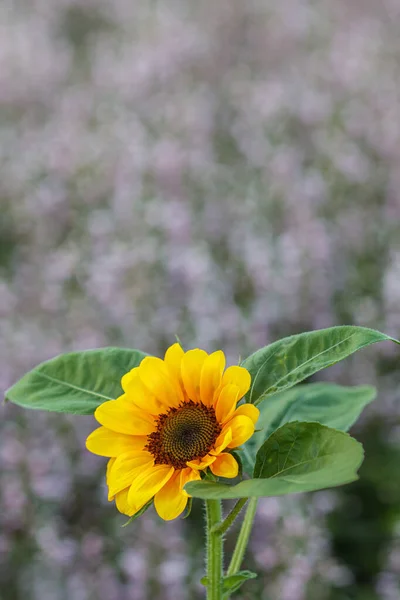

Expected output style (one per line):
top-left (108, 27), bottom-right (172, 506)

top-left (86, 343), bottom-right (259, 521)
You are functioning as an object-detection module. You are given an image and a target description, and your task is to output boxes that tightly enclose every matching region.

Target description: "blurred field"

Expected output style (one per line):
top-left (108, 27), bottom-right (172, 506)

top-left (1, 1), bottom-right (400, 599)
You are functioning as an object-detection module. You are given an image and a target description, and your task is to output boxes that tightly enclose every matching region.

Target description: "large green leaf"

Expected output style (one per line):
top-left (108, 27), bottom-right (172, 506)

top-left (5, 348), bottom-right (147, 415)
top-left (185, 422), bottom-right (364, 499)
top-left (242, 326), bottom-right (398, 406)
top-left (241, 383), bottom-right (376, 475)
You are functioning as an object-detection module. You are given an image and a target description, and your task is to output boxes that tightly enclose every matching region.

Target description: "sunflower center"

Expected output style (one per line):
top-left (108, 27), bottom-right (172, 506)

top-left (145, 400), bottom-right (222, 469)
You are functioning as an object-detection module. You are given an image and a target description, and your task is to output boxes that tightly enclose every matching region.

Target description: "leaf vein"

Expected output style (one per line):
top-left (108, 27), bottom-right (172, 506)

top-left (269, 451), bottom-right (350, 479)
top-left (263, 332), bottom-right (356, 395)
top-left (35, 370), bottom-right (114, 401)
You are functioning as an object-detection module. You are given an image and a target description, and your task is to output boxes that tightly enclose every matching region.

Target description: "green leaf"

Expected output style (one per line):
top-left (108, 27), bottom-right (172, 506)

top-left (221, 571), bottom-right (257, 597)
top-left (5, 347), bottom-right (147, 415)
top-left (185, 422), bottom-right (364, 500)
top-left (241, 383), bottom-right (376, 475)
top-left (242, 326), bottom-right (398, 406)
top-left (201, 571), bottom-right (257, 597)
top-left (252, 421), bottom-right (363, 479)
top-left (181, 497), bottom-right (193, 519)
top-left (122, 499), bottom-right (153, 527)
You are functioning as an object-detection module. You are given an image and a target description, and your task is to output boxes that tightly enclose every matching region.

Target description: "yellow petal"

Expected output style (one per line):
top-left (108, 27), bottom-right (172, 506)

top-left (226, 415), bottom-right (255, 448)
top-left (210, 453), bottom-right (239, 478)
top-left (164, 342), bottom-right (184, 367)
top-left (186, 454), bottom-right (216, 470)
top-left (115, 487), bottom-right (135, 516)
top-left (121, 367), bottom-right (140, 393)
top-left (200, 350), bottom-right (226, 407)
top-left (232, 403), bottom-right (260, 424)
top-left (164, 343), bottom-right (186, 396)
top-left (127, 465), bottom-right (174, 510)
top-left (214, 384), bottom-right (240, 423)
top-left (180, 467), bottom-right (201, 497)
top-left (107, 457), bottom-right (116, 477)
top-left (221, 366), bottom-right (251, 400)
top-left (106, 458), bottom-right (117, 500)
top-left (211, 428), bottom-right (232, 455)
top-left (95, 396), bottom-right (156, 435)
top-left (107, 451), bottom-right (154, 498)
top-left (181, 348), bottom-right (208, 403)
top-left (154, 471), bottom-right (188, 521)
top-left (122, 371), bottom-right (164, 415)
top-left (139, 357), bottom-right (184, 408)
top-left (86, 426), bottom-right (146, 457)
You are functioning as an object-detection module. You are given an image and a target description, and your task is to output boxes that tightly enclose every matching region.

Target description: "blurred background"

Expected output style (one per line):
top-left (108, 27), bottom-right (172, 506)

top-left (1, 1), bottom-right (400, 599)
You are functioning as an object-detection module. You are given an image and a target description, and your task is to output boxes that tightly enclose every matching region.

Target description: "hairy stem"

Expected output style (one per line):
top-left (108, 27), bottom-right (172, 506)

top-left (206, 499), bottom-right (223, 600)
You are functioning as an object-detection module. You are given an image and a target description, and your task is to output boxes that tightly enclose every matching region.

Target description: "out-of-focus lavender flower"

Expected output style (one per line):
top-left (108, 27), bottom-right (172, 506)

top-left (1, 0), bottom-right (400, 598)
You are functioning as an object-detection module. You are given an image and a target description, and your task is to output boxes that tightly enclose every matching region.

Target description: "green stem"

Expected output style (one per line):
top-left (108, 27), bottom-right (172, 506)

top-left (206, 499), bottom-right (223, 600)
top-left (211, 498), bottom-right (248, 535)
top-left (227, 497), bottom-right (258, 576)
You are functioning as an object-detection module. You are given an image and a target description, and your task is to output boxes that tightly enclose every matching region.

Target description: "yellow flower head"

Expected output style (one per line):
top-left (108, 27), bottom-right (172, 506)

top-left (86, 344), bottom-right (259, 521)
